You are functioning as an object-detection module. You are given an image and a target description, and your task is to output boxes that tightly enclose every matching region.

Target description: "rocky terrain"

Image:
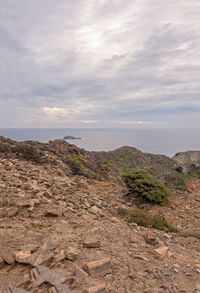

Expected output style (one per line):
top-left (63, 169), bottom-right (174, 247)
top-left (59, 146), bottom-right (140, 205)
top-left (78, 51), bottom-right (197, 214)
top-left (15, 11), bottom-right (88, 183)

top-left (0, 137), bottom-right (200, 293)
top-left (173, 151), bottom-right (200, 177)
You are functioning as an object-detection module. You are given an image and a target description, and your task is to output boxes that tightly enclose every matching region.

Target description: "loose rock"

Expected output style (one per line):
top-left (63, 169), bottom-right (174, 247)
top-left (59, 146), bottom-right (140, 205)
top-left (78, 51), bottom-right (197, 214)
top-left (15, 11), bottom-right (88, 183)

top-left (82, 258), bottom-right (111, 277)
top-left (1, 247), bottom-right (15, 265)
top-left (83, 235), bottom-right (101, 248)
top-left (65, 246), bottom-right (78, 261)
top-left (154, 246), bottom-right (169, 259)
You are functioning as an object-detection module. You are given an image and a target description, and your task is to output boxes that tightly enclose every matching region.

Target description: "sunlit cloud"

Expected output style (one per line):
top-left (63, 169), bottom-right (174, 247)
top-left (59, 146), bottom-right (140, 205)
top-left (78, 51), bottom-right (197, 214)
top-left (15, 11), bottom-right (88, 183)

top-left (120, 121), bottom-right (153, 125)
top-left (42, 107), bottom-right (80, 116)
top-left (80, 120), bottom-right (98, 123)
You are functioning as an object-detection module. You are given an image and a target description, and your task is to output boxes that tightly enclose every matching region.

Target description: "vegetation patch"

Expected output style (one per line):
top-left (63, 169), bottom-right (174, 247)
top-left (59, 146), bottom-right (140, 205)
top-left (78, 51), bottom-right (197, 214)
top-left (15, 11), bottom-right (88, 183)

top-left (66, 154), bottom-right (85, 166)
top-left (122, 169), bottom-right (170, 205)
top-left (12, 144), bottom-right (41, 162)
top-left (178, 232), bottom-right (200, 239)
top-left (127, 208), bottom-right (177, 232)
top-left (0, 142), bottom-right (41, 163)
top-left (66, 154), bottom-right (97, 178)
top-left (0, 144), bottom-right (10, 153)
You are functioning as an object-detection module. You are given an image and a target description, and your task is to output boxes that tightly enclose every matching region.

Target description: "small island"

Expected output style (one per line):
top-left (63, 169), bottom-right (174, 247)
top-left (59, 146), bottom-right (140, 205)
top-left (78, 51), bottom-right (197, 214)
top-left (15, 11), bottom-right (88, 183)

top-left (63, 135), bottom-right (81, 140)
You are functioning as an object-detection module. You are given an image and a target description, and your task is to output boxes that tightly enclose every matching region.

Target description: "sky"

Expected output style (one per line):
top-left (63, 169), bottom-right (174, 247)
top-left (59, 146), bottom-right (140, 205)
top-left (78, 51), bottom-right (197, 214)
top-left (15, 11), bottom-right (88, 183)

top-left (0, 0), bottom-right (200, 128)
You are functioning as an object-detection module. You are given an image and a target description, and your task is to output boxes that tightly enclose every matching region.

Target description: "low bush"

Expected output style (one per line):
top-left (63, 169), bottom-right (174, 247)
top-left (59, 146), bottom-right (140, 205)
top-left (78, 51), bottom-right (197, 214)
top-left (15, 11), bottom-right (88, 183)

top-left (66, 154), bottom-right (97, 178)
top-left (122, 169), bottom-right (170, 205)
top-left (127, 208), bottom-right (177, 232)
top-left (66, 154), bottom-right (85, 166)
top-left (0, 143), bottom-right (41, 162)
top-left (12, 144), bottom-right (41, 162)
top-left (0, 144), bottom-right (10, 153)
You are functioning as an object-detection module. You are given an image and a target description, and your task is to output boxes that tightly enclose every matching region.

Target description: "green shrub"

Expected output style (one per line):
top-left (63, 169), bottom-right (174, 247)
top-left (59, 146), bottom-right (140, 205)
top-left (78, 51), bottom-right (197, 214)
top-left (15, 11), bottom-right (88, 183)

top-left (66, 154), bottom-right (85, 166)
top-left (0, 144), bottom-right (10, 153)
top-left (127, 208), bottom-right (177, 232)
top-left (0, 143), bottom-right (41, 162)
top-left (12, 144), bottom-right (41, 162)
top-left (122, 169), bottom-right (170, 205)
top-left (66, 154), bottom-right (97, 178)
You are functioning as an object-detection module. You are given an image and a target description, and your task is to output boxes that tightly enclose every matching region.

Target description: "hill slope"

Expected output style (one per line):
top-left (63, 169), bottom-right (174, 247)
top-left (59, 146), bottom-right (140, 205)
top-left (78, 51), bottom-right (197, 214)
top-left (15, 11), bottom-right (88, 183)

top-left (0, 137), bottom-right (200, 292)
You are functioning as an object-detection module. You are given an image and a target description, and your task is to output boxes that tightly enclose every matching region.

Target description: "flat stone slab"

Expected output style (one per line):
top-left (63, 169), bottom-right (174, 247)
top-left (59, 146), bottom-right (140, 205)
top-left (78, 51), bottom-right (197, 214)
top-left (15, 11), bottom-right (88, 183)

top-left (82, 258), bottom-right (111, 278)
top-left (83, 236), bottom-right (101, 249)
top-left (31, 265), bottom-right (70, 287)
top-left (28, 242), bottom-right (54, 267)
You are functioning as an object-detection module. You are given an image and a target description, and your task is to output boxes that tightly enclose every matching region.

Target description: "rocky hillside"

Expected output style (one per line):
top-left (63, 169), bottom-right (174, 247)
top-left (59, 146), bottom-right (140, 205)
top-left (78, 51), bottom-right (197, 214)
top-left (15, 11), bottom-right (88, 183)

top-left (0, 137), bottom-right (200, 293)
top-left (0, 137), bottom-right (190, 190)
top-left (173, 151), bottom-right (200, 177)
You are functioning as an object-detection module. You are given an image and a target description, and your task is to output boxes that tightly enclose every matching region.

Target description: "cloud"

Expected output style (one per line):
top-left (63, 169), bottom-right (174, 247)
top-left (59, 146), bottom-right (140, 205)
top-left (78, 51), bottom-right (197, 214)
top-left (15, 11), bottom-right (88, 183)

top-left (120, 121), bottom-right (153, 125)
top-left (0, 0), bottom-right (200, 127)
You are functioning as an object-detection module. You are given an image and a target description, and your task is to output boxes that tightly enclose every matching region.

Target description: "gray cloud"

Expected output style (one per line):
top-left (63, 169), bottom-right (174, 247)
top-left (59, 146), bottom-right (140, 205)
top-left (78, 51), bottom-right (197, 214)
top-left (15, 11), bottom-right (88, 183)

top-left (0, 0), bottom-right (200, 127)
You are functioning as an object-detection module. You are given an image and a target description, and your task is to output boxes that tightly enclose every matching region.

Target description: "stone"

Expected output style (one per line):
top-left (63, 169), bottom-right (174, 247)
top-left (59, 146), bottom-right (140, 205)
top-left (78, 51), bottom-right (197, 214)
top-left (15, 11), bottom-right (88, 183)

top-left (21, 244), bottom-right (39, 253)
top-left (45, 206), bottom-right (63, 217)
top-left (134, 255), bottom-right (149, 262)
top-left (13, 172), bottom-right (20, 177)
top-left (154, 246), bottom-right (169, 259)
top-left (28, 242), bottom-right (54, 267)
top-left (196, 264), bottom-right (200, 273)
top-left (83, 235), bottom-right (101, 248)
top-left (83, 283), bottom-right (106, 293)
top-left (90, 206), bottom-right (101, 214)
top-left (1, 247), bottom-right (15, 264)
top-left (15, 250), bottom-right (32, 264)
top-left (75, 266), bottom-right (89, 280)
top-left (54, 250), bottom-right (65, 263)
top-left (31, 265), bottom-right (70, 287)
top-left (0, 183), bottom-right (6, 188)
top-left (65, 246), bottom-right (78, 261)
top-left (82, 258), bottom-right (111, 277)
top-left (7, 207), bottom-right (18, 217)
top-left (17, 199), bottom-right (32, 208)
top-left (144, 231), bottom-right (158, 245)
top-left (116, 289), bottom-right (126, 293)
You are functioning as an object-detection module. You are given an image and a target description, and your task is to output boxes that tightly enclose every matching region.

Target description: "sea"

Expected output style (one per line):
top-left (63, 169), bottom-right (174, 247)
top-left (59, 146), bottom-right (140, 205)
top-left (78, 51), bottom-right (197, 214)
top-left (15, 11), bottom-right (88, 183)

top-left (0, 128), bottom-right (200, 158)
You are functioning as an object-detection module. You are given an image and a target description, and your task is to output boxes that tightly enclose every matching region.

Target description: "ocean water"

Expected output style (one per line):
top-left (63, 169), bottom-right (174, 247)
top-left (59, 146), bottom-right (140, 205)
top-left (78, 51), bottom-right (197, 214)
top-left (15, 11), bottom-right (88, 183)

top-left (0, 128), bottom-right (200, 157)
